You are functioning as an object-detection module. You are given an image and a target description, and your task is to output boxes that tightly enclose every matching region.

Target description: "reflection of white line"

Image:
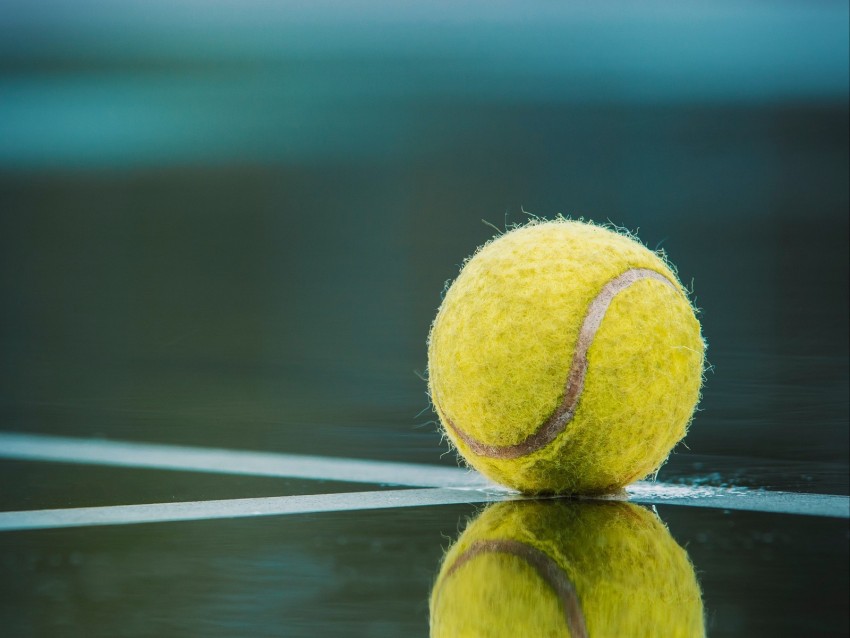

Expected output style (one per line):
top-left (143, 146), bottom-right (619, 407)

top-left (0, 432), bottom-right (491, 488)
top-left (0, 488), bottom-right (508, 532)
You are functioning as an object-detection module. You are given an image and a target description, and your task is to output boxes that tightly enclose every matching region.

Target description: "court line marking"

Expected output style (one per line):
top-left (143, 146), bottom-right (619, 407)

top-left (0, 431), bottom-right (490, 488)
top-left (0, 432), bottom-right (847, 531)
top-left (0, 483), bottom-right (847, 532)
top-left (621, 482), bottom-right (849, 519)
top-left (0, 488), bottom-right (506, 532)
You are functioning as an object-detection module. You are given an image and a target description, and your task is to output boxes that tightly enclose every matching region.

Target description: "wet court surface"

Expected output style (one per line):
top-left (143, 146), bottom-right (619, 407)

top-left (1, 3), bottom-right (848, 636)
top-left (0, 435), bottom-right (847, 637)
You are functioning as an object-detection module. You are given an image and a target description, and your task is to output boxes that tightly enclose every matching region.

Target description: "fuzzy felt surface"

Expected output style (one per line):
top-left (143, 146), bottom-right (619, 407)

top-left (427, 219), bottom-right (705, 494)
top-left (430, 500), bottom-right (705, 638)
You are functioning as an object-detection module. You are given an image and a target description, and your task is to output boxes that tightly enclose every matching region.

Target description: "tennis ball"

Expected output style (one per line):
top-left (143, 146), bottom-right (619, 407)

top-left (430, 500), bottom-right (705, 638)
top-left (427, 218), bottom-right (704, 494)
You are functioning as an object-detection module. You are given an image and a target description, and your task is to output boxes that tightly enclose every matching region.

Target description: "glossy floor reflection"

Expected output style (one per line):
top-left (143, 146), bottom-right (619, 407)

top-left (431, 500), bottom-right (704, 638)
top-left (0, 493), bottom-right (847, 638)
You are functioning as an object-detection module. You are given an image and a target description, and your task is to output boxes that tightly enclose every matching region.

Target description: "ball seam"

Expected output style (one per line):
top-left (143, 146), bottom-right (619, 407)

top-left (436, 538), bottom-right (588, 638)
top-left (435, 268), bottom-right (678, 459)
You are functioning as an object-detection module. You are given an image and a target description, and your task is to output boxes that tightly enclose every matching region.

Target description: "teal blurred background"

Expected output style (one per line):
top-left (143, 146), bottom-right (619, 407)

top-left (1, 1), bottom-right (848, 491)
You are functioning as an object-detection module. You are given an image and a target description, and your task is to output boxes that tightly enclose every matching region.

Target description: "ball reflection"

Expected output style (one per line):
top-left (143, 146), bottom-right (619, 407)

top-left (430, 500), bottom-right (704, 638)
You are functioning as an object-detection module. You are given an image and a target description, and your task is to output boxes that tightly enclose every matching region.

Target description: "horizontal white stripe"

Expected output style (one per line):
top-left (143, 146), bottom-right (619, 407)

top-left (0, 483), bottom-right (847, 532)
top-left (623, 482), bottom-right (849, 519)
top-left (0, 432), bottom-right (490, 488)
top-left (0, 432), bottom-right (847, 531)
top-left (0, 488), bottom-right (510, 532)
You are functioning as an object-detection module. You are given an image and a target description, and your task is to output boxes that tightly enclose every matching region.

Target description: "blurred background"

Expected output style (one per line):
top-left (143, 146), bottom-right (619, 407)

top-left (1, 0), bottom-right (848, 492)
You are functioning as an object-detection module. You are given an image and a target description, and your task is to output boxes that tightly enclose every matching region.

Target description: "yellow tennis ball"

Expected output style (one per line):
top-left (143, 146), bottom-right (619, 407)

top-left (427, 218), bottom-right (704, 494)
top-left (430, 500), bottom-right (705, 638)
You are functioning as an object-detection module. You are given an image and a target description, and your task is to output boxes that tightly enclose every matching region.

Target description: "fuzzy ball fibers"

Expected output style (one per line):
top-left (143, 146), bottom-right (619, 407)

top-left (427, 219), bottom-right (705, 494)
top-left (430, 500), bottom-right (705, 638)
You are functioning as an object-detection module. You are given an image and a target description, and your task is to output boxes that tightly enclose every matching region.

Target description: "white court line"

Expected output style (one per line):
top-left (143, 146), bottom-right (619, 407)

top-left (620, 483), bottom-right (850, 519)
top-left (0, 432), bottom-right (490, 488)
top-left (0, 488), bottom-right (508, 532)
top-left (0, 432), bottom-right (847, 532)
top-left (0, 483), bottom-right (847, 532)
